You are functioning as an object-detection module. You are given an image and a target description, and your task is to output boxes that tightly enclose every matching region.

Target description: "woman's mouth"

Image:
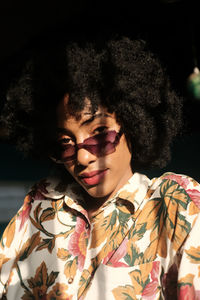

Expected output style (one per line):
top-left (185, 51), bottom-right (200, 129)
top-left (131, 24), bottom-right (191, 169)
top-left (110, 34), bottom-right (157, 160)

top-left (79, 169), bottom-right (108, 185)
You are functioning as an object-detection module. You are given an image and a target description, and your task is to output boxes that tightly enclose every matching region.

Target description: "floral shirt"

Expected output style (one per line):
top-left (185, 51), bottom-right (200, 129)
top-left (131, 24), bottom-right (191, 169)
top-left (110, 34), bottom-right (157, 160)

top-left (0, 172), bottom-right (200, 300)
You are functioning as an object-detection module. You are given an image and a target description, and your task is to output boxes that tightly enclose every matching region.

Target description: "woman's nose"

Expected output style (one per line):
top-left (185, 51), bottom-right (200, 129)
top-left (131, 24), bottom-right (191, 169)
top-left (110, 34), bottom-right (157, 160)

top-left (76, 148), bottom-right (96, 166)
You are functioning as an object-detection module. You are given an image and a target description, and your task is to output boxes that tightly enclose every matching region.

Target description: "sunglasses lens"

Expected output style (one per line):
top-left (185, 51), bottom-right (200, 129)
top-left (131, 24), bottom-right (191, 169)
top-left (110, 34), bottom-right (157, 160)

top-left (83, 131), bottom-right (117, 146)
top-left (54, 130), bottom-right (121, 163)
top-left (60, 145), bottom-right (76, 161)
top-left (83, 131), bottom-right (118, 156)
top-left (87, 142), bottom-right (117, 156)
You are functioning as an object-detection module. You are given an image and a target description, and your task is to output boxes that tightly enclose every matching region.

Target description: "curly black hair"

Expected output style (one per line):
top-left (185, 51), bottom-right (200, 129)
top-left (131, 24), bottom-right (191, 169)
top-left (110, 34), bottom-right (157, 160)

top-left (1, 34), bottom-right (182, 172)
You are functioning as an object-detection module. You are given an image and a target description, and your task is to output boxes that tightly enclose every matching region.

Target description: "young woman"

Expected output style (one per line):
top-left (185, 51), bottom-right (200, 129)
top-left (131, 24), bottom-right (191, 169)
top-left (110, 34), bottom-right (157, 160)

top-left (0, 36), bottom-right (200, 299)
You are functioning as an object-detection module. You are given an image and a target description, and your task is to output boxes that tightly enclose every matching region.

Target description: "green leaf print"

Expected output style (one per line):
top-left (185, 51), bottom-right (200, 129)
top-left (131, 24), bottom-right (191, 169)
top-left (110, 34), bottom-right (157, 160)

top-left (108, 210), bottom-right (117, 230)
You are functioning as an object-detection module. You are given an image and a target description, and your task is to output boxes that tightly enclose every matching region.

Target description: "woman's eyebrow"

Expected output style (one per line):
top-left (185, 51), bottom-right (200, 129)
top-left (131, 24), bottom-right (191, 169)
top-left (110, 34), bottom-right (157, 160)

top-left (56, 113), bottom-right (112, 135)
top-left (81, 113), bottom-right (111, 126)
top-left (56, 128), bottom-right (71, 135)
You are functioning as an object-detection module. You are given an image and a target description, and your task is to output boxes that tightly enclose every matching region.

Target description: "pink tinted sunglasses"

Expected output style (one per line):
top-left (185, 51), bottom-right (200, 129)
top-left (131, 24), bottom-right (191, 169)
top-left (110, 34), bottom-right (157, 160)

top-left (52, 130), bottom-right (122, 164)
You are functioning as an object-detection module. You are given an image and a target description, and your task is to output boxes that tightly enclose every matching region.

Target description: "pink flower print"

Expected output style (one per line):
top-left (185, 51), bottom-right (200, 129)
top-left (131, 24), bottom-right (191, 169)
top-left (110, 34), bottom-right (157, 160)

top-left (142, 281), bottom-right (158, 300)
top-left (18, 194), bottom-right (32, 230)
top-left (36, 179), bottom-right (50, 194)
top-left (196, 291), bottom-right (200, 300)
top-left (179, 285), bottom-right (200, 300)
top-left (178, 284), bottom-right (195, 300)
top-left (103, 238), bottom-right (129, 267)
top-left (30, 179), bottom-right (50, 200)
top-left (68, 217), bottom-right (88, 271)
top-left (150, 261), bottom-right (160, 281)
top-left (163, 174), bottom-right (189, 189)
top-left (186, 189), bottom-right (200, 209)
top-left (142, 261), bottom-right (160, 300)
top-left (33, 190), bottom-right (48, 200)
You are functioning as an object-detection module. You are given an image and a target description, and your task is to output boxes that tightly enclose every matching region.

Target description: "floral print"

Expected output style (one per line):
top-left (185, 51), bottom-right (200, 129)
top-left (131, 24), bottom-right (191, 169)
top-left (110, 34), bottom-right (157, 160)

top-left (20, 261), bottom-right (72, 300)
top-left (162, 263), bottom-right (178, 299)
top-left (68, 217), bottom-right (89, 271)
top-left (141, 261), bottom-right (160, 299)
top-left (0, 172), bottom-right (200, 299)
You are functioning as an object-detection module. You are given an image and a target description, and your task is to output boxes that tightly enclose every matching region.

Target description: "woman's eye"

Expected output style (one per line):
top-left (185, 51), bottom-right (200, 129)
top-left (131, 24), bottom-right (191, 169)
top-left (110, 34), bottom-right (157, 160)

top-left (58, 137), bottom-right (72, 145)
top-left (93, 126), bottom-right (108, 134)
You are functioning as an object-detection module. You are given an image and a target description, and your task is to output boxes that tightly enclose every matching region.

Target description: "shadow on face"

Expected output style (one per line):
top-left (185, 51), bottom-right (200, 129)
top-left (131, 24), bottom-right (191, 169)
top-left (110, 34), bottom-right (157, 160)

top-left (54, 95), bottom-right (133, 213)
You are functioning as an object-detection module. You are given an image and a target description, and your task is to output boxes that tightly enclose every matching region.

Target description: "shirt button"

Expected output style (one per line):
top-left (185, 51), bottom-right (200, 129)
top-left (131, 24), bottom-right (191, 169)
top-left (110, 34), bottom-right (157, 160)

top-left (85, 223), bottom-right (90, 230)
top-left (68, 277), bottom-right (74, 284)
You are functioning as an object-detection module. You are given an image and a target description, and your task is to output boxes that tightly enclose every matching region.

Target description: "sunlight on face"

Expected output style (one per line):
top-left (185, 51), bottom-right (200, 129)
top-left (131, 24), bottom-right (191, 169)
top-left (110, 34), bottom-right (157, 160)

top-left (56, 95), bottom-right (133, 209)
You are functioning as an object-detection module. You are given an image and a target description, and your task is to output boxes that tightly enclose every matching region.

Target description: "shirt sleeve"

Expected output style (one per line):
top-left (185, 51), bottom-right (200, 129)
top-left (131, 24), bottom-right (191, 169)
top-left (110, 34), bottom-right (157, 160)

top-left (177, 176), bottom-right (200, 299)
top-left (177, 212), bottom-right (200, 298)
top-left (159, 173), bottom-right (200, 298)
top-left (0, 198), bottom-right (29, 298)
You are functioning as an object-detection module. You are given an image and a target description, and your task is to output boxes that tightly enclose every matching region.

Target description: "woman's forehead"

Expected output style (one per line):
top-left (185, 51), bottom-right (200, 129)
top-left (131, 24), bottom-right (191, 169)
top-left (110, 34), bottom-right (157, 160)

top-left (57, 95), bottom-right (115, 125)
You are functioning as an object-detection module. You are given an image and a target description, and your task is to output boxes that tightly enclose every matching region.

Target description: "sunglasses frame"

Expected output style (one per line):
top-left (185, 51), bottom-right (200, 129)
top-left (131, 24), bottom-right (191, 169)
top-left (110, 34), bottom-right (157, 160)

top-left (51, 129), bottom-right (122, 164)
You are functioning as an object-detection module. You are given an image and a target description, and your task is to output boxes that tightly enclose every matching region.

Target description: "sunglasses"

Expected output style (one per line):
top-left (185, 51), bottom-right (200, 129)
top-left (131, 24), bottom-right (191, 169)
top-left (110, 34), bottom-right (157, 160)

top-left (52, 130), bottom-right (122, 164)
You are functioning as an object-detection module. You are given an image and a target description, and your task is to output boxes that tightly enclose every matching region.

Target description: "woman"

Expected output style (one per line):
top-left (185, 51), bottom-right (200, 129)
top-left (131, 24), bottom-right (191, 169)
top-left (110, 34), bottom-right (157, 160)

top-left (0, 36), bottom-right (200, 299)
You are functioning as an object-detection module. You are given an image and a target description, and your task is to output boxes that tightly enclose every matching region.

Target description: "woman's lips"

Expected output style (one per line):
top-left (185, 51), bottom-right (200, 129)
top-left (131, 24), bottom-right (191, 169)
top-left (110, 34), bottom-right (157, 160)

top-left (79, 169), bottom-right (108, 185)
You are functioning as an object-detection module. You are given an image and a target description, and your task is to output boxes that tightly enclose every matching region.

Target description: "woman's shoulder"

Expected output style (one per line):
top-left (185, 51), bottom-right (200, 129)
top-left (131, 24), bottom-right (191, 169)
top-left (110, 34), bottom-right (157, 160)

top-left (149, 172), bottom-right (200, 213)
top-left (0, 176), bottom-right (66, 245)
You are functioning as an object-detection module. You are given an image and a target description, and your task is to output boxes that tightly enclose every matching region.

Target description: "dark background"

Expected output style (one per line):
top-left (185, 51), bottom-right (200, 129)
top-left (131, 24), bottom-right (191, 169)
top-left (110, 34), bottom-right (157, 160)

top-left (0, 0), bottom-right (200, 183)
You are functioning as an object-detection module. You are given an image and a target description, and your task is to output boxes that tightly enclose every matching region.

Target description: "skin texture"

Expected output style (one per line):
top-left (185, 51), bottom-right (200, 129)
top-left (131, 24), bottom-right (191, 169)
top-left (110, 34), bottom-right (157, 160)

top-left (56, 95), bottom-right (133, 214)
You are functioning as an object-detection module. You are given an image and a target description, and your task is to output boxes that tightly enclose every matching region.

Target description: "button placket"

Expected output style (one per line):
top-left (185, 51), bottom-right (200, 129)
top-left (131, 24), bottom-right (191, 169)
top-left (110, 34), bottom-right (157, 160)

top-left (68, 277), bottom-right (74, 284)
top-left (85, 222), bottom-right (90, 230)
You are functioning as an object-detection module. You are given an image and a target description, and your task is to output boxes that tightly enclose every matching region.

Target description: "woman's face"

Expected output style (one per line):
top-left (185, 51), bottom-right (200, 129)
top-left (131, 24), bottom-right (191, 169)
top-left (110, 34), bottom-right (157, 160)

top-left (56, 95), bottom-right (133, 202)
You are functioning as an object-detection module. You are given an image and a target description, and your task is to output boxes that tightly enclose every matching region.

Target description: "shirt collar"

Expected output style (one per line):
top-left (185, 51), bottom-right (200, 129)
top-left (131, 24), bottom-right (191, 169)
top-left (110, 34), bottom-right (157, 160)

top-left (36, 172), bottom-right (150, 214)
top-left (113, 172), bottom-right (151, 212)
top-left (34, 176), bottom-right (89, 221)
